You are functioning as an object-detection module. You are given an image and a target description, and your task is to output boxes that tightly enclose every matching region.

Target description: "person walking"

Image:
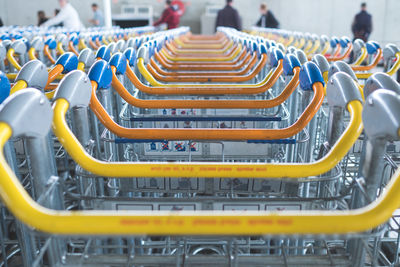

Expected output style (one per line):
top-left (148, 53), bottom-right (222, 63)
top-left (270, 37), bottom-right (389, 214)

top-left (41, 0), bottom-right (83, 29)
top-left (215, 0), bottom-right (242, 31)
top-left (37, 11), bottom-right (48, 26)
top-left (153, 0), bottom-right (180, 30)
top-left (351, 2), bottom-right (372, 42)
top-left (255, 3), bottom-right (279, 28)
top-left (89, 3), bottom-right (105, 27)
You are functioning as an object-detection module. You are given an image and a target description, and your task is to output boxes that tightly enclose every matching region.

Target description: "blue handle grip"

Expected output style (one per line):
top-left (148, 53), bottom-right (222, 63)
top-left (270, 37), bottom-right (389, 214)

top-left (12, 34), bottom-right (22, 40)
top-left (330, 37), bottom-right (339, 48)
top-left (268, 47), bottom-right (284, 68)
top-left (55, 52), bottom-right (78, 74)
top-left (96, 45), bottom-right (111, 61)
top-left (124, 48), bottom-right (136, 67)
top-left (109, 53), bottom-right (127, 75)
top-left (135, 37), bottom-right (142, 48)
top-left (366, 41), bottom-right (380, 54)
top-left (92, 35), bottom-right (101, 41)
top-left (339, 37), bottom-right (350, 48)
top-left (0, 72), bottom-right (11, 104)
top-left (283, 54), bottom-right (301, 76)
top-left (299, 61), bottom-right (324, 90)
top-left (370, 41), bottom-right (380, 49)
top-left (252, 42), bottom-right (260, 58)
top-left (242, 39), bottom-right (248, 50)
top-left (88, 60), bottom-right (112, 89)
top-left (45, 37), bottom-right (57, 50)
top-left (0, 35), bottom-right (10, 41)
top-left (69, 35), bottom-right (79, 45)
top-left (264, 40), bottom-right (271, 49)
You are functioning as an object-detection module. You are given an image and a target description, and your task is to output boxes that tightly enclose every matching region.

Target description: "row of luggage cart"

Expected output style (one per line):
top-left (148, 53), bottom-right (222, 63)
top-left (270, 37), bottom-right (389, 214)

top-left (0, 24), bottom-right (399, 266)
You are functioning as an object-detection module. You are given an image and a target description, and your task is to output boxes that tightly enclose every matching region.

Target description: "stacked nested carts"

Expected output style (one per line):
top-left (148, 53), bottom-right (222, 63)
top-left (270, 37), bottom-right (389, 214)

top-left (0, 24), bottom-right (399, 266)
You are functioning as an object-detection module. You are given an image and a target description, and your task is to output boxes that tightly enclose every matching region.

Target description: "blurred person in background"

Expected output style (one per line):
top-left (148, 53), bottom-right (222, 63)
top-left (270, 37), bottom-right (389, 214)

top-left (37, 11), bottom-right (48, 26)
top-left (41, 0), bottom-right (83, 29)
top-left (89, 3), bottom-right (104, 27)
top-left (55, 9), bottom-right (60, 16)
top-left (351, 2), bottom-right (372, 42)
top-left (256, 3), bottom-right (279, 28)
top-left (53, 9), bottom-right (63, 27)
top-left (215, 0), bottom-right (241, 31)
top-left (153, 0), bottom-right (180, 30)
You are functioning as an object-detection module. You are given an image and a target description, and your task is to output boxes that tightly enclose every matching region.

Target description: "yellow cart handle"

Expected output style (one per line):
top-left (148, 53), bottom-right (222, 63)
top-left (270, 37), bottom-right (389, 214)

top-left (387, 52), bottom-right (400, 76)
top-left (137, 57), bottom-right (276, 88)
top-left (52, 97), bottom-right (362, 179)
top-left (28, 47), bottom-right (37, 61)
top-left (6, 48), bottom-right (22, 71)
top-left (0, 100), bottom-right (398, 235)
top-left (160, 44), bottom-right (241, 62)
top-left (57, 42), bottom-right (65, 55)
top-left (353, 47), bottom-right (368, 66)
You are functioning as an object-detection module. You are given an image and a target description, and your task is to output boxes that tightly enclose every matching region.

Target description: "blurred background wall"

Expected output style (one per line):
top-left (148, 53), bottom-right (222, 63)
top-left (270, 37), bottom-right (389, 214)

top-left (1, 0), bottom-right (399, 45)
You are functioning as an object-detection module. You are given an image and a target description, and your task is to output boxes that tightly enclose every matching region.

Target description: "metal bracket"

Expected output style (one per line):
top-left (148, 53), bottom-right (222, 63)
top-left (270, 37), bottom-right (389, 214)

top-left (363, 89), bottom-right (400, 141)
top-left (383, 44), bottom-right (399, 63)
top-left (2, 40), bottom-right (12, 50)
top-left (137, 46), bottom-right (149, 64)
top-left (126, 37), bottom-right (135, 49)
top-left (295, 49), bottom-right (307, 65)
top-left (312, 54), bottom-right (329, 74)
top-left (364, 73), bottom-right (400, 99)
top-left (277, 43), bottom-right (285, 53)
top-left (11, 40), bottom-right (27, 54)
top-left (16, 60), bottom-right (48, 90)
top-left (54, 70), bottom-right (92, 108)
top-left (108, 42), bottom-right (118, 54)
top-left (320, 35), bottom-right (329, 45)
top-left (352, 39), bottom-right (365, 57)
top-left (31, 37), bottom-right (44, 51)
top-left (0, 43), bottom-right (5, 61)
top-left (56, 34), bottom-right (68, 47)
top-left (0, 89), bottom-right (52, 138)
top-left (116, 39), bottom-right (126, 52)
top-left (328, 61), bottom-right (357, 82)
top-left (286, 46), bottom-right (297, 54)
top-left (327, 72), bottom-right (362, 108)
top-left (78, 48), bottom-right (95, 68)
